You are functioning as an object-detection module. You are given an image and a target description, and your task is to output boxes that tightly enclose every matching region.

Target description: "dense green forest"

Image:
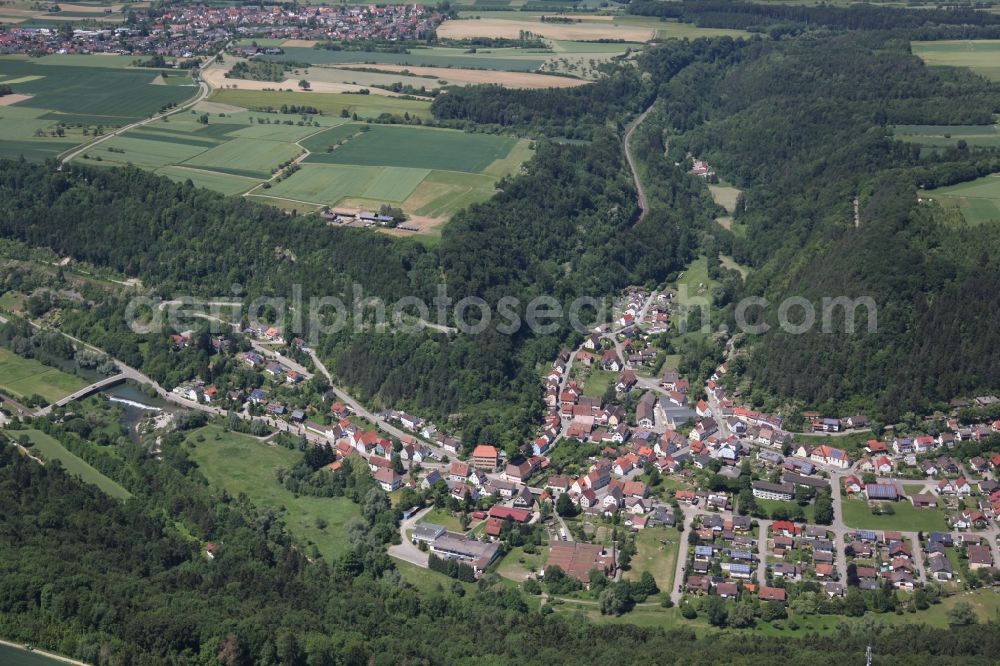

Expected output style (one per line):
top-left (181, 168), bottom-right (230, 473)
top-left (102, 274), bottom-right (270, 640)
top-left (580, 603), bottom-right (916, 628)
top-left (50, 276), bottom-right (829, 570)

top-left (2, 442), bottom-right (1000, 665)
top-left (648, 31), bottom-right (1000, 419)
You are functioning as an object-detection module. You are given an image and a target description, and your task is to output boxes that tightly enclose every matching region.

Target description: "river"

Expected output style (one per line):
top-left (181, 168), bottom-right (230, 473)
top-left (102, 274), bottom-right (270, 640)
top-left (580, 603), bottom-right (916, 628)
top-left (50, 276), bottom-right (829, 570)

top-left (99, 383), bottom-right (178, 444)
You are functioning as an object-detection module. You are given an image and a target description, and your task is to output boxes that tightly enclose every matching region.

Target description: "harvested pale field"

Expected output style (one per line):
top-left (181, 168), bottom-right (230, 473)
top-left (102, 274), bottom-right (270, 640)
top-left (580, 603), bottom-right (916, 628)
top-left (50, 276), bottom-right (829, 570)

top-left (554, 14), bottom-right (614, 21)
top-left (193, 100), bottom-right (247, 114)
top-left (436, 18), bottom-right (653, 42)
top-left (0, 8), bottom-right (44, 17)
top-left (58, 2), bottom-right (123, 12)
top-left (202, 67), bottom-right (410, 97)
top-left (338, 64), bottom-right (587, 88)
top-left (281, 39), bottom-right (318, 47)
top-left (0, 16), bottom-right (26, 23)
top-left (0, 93), bottom-right (33, 106)
top-left (716, 215), bottom-right (732, 230)
top-left (708, 183), bottom-right (741, 213)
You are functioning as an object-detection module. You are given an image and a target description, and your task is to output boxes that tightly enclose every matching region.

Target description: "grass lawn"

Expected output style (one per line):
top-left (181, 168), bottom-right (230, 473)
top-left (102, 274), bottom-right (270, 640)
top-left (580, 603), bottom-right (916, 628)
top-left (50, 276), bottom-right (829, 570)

top-left (674, 256), bottom-right (716, 307)
top-left (392, 557), bottom-right (476, 595)
top-left (184, 423), bottom-right (360, 560)
top-left (17, 428), bottom-right (131, 499)
top-left (420, 506), bottom-right (466, 532)
top-left (793, 431), bottom-right (872, 457)
top-left (581, 368), bottom-right (615, 398)
top-left (624, 527), bottom-right (681, 594)
top-left (0, 347), bottom-right (88, 403)
top-left (841, 497), bottom-right (949, 532)
top-left (0, 291), bottom-right (25, 313)
top-left (755, 497), bottom-right (816, 523)
top-left (496, 544), bottom-right (547, 581)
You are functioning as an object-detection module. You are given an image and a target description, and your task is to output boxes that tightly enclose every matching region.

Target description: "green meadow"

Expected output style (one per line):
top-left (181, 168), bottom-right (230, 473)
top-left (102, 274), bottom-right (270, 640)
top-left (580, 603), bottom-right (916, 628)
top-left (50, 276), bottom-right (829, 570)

top-left (184, 424), bottom-right (361, 560)
top-left (912, 40), bottom-right (1000, 81)
top-left (0, 347), bottom-right (88, 403)
top-left (17, 429), bottom-right (131, 499)
top-left (930, 173), bottom-right (1000, 225)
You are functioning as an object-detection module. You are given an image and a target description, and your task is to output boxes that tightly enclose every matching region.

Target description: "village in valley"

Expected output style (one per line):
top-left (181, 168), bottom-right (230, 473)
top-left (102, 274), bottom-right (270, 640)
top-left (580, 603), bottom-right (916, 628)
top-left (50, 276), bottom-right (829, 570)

top-left (129, 275), bottom-right (1000, 629)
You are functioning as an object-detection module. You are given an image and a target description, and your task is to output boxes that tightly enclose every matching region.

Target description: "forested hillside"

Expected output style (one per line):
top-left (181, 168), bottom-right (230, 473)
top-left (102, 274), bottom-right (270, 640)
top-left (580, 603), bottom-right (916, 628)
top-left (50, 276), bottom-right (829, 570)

top-left (650, 31), bottom-right (1000, 419)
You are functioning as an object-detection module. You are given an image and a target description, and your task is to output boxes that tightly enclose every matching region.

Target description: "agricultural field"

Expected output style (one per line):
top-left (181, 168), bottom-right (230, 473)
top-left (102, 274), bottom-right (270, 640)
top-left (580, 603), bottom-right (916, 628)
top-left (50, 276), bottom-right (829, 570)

top-left (0, 347), bottom-right (88, 403)
top-left (207, 88), bottom-right (433, 119)
top-left (912, 40), bottom-right (1000, 81)
top-left (68, 94), bottom-right (524, 228)
top-left (928, 173), bottom-right (1000, 225)
top-left (894, 124), bottom-right (1000, 149)
top-left (249, 123), bottom-right (528, 229)
top-left (16, 429), bottom-right (132, 499)
top-left (261, 164), bottom-right (430, 206)
top-left (0, 55), bottom-right (195, 161)
top-left (0, 0), bottom-right (125, 26)
top-left (304, 124), bottom-right (517, 171)
top-left (184, 423), bottom-right (361, 560)
top-left (268, 45), bottom-right (548, 72)
top-left (437, 17), bottom-right (655, 42)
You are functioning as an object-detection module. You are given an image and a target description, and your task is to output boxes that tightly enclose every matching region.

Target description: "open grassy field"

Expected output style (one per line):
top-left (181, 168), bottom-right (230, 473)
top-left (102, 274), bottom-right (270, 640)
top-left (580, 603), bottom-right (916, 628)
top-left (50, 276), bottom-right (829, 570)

top-left (497, 544), bottom-right (548, 581)
top-left (582, 368), bottom-right (616, 398)
top-left (793, 431), bottom-right (872, 456)
top-left (675, 255), bottom-right (716, 307)
top-left (841, 497), bottom-right (949, 532)
top-left (18, 428), bottom-right (131, 499)
top-left (624, 527), bottom-right (681, 594)
top-left (185, 423), bottom-right (361, 560)
top-left (912, 40), bottom-right (1000, 81)
top-left (894, 124), bottom-right (1000, 149)
top-left (929, 173), bottom-right (1000, 225)
top-left (755, 497), bottom-right (816, 523)
top-left (0, 347), bottom-right (88, 403)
